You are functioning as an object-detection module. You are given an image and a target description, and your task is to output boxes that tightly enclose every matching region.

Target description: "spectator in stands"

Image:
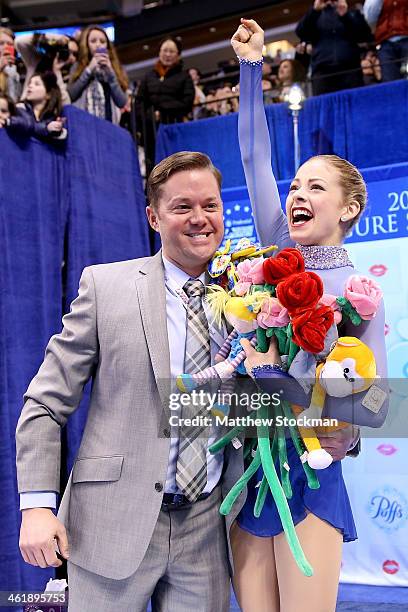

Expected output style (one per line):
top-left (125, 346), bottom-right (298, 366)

top-left (15, 32), bottom-right (75, 105)
top-left (188, 67), bottom-right (206, 119)
top-left (137, 37), bottom-right (194, 173)
top-left (361, 48), bottom-right (382, 84)
top-left (68, 25), bottom-right (128, 124)
top-left (296, 0), bottom-right (373, 95)
top-left (0, 27), bottom-right (21, 103)
top-left (55, 36), bottom-right (79, 85)
top-left (138, 38), bottom-right (194, 124)
top-left (204, 88), bottom-right (221, 117)
top-left (364, 0), bottom-right (408, 82)
top-left (0, 92), bottom-right (15, 125)
top-left (261, 59), bottom-right (275, 91)
top-left (216, 84), bottom-right (239, 115)
top-left (276, 58), bottom-right (307, 100)
top-left (3, 72), bottom-right (67, 141)
top-left (294, 41), bottom-right (312, 74)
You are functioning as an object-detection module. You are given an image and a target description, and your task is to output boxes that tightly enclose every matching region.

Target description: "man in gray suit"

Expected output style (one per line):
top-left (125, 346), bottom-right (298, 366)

top-left (16, 151), bottom-right (354, 611)
top-left (16, 151), bottom-right (244, 611)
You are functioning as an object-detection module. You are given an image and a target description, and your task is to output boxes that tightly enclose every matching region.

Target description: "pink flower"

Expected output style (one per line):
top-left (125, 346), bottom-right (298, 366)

top-left (257, 297), bottom-right (289, 329)
top-left (235, 257), bottom-right (265, 296)
top-left (344, 275), bottom-right (383, 320)
top-left (319, 294), bottom-right (342, 325)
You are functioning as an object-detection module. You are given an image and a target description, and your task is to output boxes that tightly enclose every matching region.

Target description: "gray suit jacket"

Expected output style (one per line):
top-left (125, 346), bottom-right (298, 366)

top-left (16, 251), bottom-right (246, 580)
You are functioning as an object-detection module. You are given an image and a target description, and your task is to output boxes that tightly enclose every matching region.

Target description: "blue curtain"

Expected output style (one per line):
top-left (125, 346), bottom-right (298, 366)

top-left (0, 131), bottom-right (65, 599)
top-left (0, 109), bottom-right (150, 603)
top-left (62, 107), bottom-right (150, 473)
top-left (156, 80), bottom-right (408, 187)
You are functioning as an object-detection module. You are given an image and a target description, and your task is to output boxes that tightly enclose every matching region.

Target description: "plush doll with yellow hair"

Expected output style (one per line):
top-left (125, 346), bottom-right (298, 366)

top-left (296, 336), bottom-right (377, 469)
top-left (177, 285), bottom-right (270, 416)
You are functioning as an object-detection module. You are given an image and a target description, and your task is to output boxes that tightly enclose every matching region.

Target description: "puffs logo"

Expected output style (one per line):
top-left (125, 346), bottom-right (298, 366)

top-left (367, 486), bottom-right (408, 532)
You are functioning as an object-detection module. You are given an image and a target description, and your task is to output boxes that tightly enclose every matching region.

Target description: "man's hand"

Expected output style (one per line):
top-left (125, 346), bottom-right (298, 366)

top-left (318, 424), bottom-right (359, 462)
top-left (231, 18), bottom-right (264, 62)
top-left (241, 337), bottom-right (281, 377)
top-left (20, 508), bottom-right (69, 568)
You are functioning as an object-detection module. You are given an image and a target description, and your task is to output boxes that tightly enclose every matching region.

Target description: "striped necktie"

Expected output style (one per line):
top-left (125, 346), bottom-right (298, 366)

top-left (176, 279), bottom-right (211, 501)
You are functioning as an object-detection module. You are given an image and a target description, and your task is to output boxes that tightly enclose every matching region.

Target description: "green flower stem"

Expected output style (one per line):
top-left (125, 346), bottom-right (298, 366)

top-left (256, 327), bottom-right (269, 353)
top-left (287, 339), bottom-right (300, 369)
top-left (257, 402), bottom-right (313, 577)
top-left (336, 297), bottom-right (362, 326)
top-left (280, 400), bottom-right (320, 490)
top-left (276, 405), bottom-right (292, 499)
top-left (209, 425), bottom-right (245, 454)
top-left (254, 434), bottom-right (278, 517)
top-left (243, 438), bottom-right (257, 461)
top-left (254, 475), bottom-right (269, 517)
top-left (219, 448), bottom-right (261, 516)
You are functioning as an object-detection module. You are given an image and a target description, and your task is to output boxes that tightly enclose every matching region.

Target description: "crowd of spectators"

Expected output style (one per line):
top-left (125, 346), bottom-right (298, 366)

top-left (0, 0), bottom-right (407, 144)
top-left (0, 24), bottom-right (129, 141)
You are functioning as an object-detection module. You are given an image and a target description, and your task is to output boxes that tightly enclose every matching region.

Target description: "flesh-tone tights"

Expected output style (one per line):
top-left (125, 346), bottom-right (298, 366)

top-left (230, 513), bottom-right (343, 612)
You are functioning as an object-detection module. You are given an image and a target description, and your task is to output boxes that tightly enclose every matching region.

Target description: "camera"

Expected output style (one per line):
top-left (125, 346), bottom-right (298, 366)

top-left (35, 35), bottom-right (70, 62)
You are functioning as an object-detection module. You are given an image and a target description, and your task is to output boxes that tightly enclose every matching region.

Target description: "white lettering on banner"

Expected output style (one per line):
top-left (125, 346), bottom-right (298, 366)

top-left (353, 214), bottom-right (398, 237)
top-left (388, 191), bottom-right (408, 212)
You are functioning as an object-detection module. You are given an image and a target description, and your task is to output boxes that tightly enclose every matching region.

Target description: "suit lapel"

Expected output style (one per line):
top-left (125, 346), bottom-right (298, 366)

top-left (135, 251), bottom-right (171, 406)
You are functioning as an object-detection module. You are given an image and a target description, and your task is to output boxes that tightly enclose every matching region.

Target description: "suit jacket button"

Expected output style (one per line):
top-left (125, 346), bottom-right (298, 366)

top-left (163, 428), bottom-right (170, 438)
top-left (155, 482), bottom-right (163, 492)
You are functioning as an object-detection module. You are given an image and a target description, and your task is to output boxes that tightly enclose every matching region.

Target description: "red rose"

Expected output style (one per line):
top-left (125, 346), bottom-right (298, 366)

top-left (292, 306), bottom-right (334, 353)
top-left (263, 248), bottom-right (305, 285)
top-left (276, 271), bottom-right (324, 315)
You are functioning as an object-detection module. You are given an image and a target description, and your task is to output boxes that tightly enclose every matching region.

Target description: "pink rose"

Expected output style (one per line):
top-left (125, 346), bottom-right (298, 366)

top-left (257, 297), bottom-right (290, 329)
top-left (344, 275), bottom-right (383, 320)
top-left (319, 293), bottom-right (342, 325)
top-left (235, 257), bottom-right (265, 296)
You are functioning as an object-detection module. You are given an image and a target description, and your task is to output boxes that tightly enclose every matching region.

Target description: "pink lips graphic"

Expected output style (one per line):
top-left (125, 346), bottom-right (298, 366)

top-left (383, 559), bottom-right (399, 575)
top-left (377, 444), bottom-right (397, 456)
top-left (369, 264), bottom-right (388, 277)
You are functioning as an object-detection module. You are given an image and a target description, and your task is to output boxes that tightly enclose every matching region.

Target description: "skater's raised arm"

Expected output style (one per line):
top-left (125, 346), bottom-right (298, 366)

top-left (232, 19), bottom-right (292, 249)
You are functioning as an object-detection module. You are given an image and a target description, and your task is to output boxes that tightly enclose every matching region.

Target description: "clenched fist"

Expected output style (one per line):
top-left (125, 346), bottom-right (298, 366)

top-left (20, 508), bottom-right (69, 568)
top-left (231, 18), bottom-right (264, 62)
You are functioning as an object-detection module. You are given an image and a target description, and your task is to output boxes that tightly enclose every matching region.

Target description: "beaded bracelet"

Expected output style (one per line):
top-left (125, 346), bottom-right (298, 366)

top-left (251, 364), bottom-right (285, 377)
top-left (237, 56), bottom-right (263, 67)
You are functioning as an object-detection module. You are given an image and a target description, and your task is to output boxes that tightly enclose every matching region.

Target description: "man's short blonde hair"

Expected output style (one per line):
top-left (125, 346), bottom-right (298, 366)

top-left (147, 151), bottom-right (222, 210)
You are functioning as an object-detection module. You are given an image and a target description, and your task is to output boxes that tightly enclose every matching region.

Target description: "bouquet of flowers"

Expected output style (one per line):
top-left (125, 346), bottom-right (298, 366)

top-left (177, 244), bottom-right (383, 576)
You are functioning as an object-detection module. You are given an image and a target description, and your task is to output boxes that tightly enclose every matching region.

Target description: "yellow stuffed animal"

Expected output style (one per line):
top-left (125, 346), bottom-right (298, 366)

top-left (296, 336), bottom-right (377, 469)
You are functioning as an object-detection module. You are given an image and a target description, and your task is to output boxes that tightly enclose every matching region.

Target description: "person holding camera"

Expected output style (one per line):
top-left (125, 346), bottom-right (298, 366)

top-left (68, 25), bottom-right (128, 125)
top-left (0, 27), bottom-right (21, 103)
top-left (15, 32), bottom-right (76, 106)
top-left (296, 0), bottom-right (372, 95)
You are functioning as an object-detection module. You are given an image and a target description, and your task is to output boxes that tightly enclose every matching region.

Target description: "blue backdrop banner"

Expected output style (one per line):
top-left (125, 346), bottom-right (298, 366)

top-left (156, 80), bottom-right (408, 188)
top-left (222, 162), bottom-right (408, 248)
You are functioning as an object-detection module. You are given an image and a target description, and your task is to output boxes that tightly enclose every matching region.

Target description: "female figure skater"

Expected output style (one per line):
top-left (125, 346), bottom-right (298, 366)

top-left (229, 18), bottom-right (388, 612)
